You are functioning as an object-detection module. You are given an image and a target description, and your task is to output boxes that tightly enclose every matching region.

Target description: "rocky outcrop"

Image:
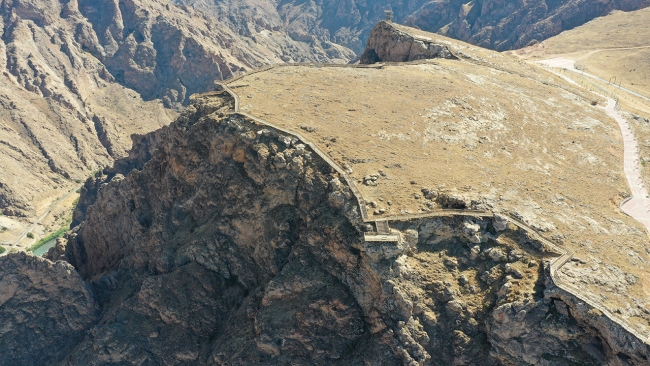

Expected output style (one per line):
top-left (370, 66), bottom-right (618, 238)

top-left (56, 94), bottom-right (379, 364)
top-left (0, 252), bottom-right (97, 365)
top-left (489, 265), bottom-right (650, 365)
top-left (0, 0), bottom-right (355, 217)
top-left (489, 296), bottom-right (604, 365)
top-left (71, 125), bottom-right (170, 227)
top-left (0, 94), bottom-right (626, 364)
top-left (359, 21), bottom-right (460, 64)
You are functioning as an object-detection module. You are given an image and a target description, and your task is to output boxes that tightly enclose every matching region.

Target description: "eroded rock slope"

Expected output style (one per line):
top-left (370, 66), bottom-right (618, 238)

top-left (0, 93), bottom-right (644, 364)
top-left (0, 0), bottom-right (354, 219)
top-left (0, 252), bottom-right (97, 366)
top-left (403, 0), bottom-right (650, 51)
top-left (176, 0), bottom-right (650, 53)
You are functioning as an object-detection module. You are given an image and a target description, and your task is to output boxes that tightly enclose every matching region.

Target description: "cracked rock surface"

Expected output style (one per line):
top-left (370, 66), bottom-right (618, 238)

top-left (0, 252), bottom-right (97, 366)
top-left (0, 95), bottom-right (646, 364)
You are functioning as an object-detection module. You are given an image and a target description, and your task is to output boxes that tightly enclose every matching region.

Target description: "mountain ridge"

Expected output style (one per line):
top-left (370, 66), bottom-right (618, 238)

top-left (2, 21), bottom-right (650, 365)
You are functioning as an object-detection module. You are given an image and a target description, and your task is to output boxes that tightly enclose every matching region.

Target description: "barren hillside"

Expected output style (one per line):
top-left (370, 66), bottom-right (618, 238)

top-left (1, 21), bottom-right (649, 365)
top-left (513, 6), bottom-right (650, 216)
top-left (517, 7), bottom-right (650, 97)
top-left (0, 0), bottom-right (354, 251)
top-left (175, 0), bottom-right (650, 52)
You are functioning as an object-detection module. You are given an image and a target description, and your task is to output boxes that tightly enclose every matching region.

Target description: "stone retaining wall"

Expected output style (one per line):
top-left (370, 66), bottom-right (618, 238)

top-left (216, 65), bottom-right (650, 347)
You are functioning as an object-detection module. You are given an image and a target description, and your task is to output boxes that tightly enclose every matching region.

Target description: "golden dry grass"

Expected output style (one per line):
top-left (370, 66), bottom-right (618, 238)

top-left (230, 58), bottom-right (650, 327)
top-left (514, 8), bottom-right (650, 103)
top-left (513, 6), bottom-right (650, 253)
top-left (540, 8), bottom-right (650, 53)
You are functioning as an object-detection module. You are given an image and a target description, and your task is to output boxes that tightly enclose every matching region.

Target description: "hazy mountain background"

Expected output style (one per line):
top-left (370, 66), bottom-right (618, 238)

top-left (174, 0), bottom-right (650, 52)
top-left (0, 0), bottom-right (648, 219)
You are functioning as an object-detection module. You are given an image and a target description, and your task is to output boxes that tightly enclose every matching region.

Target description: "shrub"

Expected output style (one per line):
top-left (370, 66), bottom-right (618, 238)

top-left (28, 218), bottom-right (72, 253)
top-left (588, 308), bottom-right (603, 317)
top-left (0, 246), bottom-right (5, 254)
top-left (26, 232), bottom-right (34, 239)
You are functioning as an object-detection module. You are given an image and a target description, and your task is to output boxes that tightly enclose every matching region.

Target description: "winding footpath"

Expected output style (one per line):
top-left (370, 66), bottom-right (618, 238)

top-left (541, 58), bottom-right (650, 232)
top-left (541, 57), bottom-right (650, 103)
top-left (0, 184), bottom-right (82, 256)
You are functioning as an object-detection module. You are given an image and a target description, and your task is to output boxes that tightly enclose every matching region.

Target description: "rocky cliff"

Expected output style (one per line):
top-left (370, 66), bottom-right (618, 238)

top-left (0, 0), bottom-right (354, 219)
top-left (359, 21), bottom-right (461, 64)
top-left (0, 252), bottom-right (97, 365)
top-left (175, 0), bottom-right (650, 54)
top-left (403, 0), bottom-right (650, 51)
top-left (0, 92), bottom-right (647, 364)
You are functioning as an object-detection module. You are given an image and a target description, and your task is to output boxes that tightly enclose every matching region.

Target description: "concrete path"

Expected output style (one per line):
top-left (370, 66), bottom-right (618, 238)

top-left (541, 57), bottom-right (650, 233)
top-left (540, 57), bottom-right (650, 102)
top-left (608, 98), bottom-right (650, 231)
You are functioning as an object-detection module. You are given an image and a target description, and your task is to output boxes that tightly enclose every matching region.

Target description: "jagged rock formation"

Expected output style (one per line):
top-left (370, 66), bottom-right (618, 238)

top-left (0, 252), bottom-right (97, 365)
top-left (359, 21), bottom-right (460, 64)
top-left (403, 0), bottom-right (650, 51)
top-left (0, 93), bottom-right (639, 364)
top-left (176, 0), bottom-right (650, 53)
top-left (0, 0), bottom-right (354, 218)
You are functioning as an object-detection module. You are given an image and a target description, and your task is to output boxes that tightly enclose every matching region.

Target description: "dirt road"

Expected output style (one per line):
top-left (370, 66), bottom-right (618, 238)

top-left (541, 58), bottom-right (650, 233)
top-left (0, 184), bottom-right (82, 256)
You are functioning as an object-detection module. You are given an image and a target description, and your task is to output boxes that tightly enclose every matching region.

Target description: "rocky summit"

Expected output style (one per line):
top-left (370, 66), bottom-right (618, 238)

top-left (2, 19), bottom-right (650, 365)
top-left (2, 0), bottom-right (649, 253)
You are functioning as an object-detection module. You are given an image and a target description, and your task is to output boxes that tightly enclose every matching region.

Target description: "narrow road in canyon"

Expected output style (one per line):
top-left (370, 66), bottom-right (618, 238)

top-left (0, 184), bottom-right (82, 256)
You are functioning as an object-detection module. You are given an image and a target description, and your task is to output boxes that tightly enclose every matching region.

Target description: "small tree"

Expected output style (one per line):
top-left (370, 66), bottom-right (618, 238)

top-left (26, 232), bottom-right (34, 239)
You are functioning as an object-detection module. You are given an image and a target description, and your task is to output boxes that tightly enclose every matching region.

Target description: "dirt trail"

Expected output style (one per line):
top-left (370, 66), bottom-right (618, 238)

top-left (540, 57), bottom-right (650, 102)
top-left (578, 45), bottom-right (650, 59)
top-left (542, 57), bottom-right (650, 233)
